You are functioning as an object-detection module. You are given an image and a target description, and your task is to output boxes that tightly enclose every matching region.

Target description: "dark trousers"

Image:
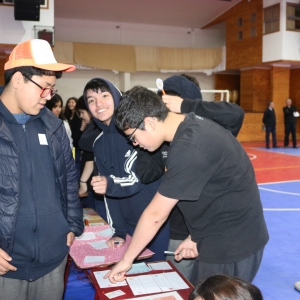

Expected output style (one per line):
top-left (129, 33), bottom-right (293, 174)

top-left (191, 247), bottom-right (264, 286)
top-left (265, 125), bottom-right (277, 147)
top-left (284, 123), bottom-right (297, 147)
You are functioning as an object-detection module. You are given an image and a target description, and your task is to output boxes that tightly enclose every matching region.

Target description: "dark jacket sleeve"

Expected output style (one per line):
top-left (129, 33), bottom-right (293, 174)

top-left (262, 109), bottom-right (268, 124)
top-left (136, 147), bottom-right (165, 184)
top-left (283, 106), bottom-right (296, 116)
top-left (283, 106), bottom-right (297, 123)
top-left (181, 99), bottom-right (245, 137)
top-left (105, 198), bottom-right (128, 240)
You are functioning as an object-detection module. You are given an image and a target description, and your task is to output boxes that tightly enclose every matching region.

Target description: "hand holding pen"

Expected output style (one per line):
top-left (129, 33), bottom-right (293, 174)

top-left (165, 235), bottom-right (198, 261)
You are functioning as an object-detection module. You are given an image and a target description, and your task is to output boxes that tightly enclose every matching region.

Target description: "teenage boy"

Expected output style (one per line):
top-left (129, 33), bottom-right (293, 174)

top-left (0, 39), bottom-right (84, 300)
top-left (83, 78), bottom-right (169, 261)
top-left (136, 74), bottom-right (244, 283)
top-left (106, 86), bottom-right (269, 284)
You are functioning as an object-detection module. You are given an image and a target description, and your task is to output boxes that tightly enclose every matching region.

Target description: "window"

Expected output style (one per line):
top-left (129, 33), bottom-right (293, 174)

top-left (264, 4), bottom-right (280, 34)
top-left (250, 27), bottom-right (257, 37)
top-left (237, 31), bottom-right (243, 40)
top-left (251, 13), bottom-right (257, 23)
top-left (237, 18), bottom-right (243, 27)
top-left (287, 3), bottom-right (300, 31)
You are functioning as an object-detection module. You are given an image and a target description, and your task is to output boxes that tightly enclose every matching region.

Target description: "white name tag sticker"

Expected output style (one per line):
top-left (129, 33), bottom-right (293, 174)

top-left (38, 134), bottom-right (48, 145)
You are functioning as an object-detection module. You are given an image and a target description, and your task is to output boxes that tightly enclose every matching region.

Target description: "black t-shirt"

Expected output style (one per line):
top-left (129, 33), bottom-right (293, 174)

top-left (158, 113), bottom-right (269, 264)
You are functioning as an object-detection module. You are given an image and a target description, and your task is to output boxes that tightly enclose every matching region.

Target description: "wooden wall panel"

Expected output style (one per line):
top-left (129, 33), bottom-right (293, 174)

top-left (240, 69), bottom-right (254, 111)
top-left (240, 68), bottom-right (270, 112)
top-left (270, 67), bottom-right (290, 141)
top-left (237, 112), bottom-right (265, 142)
top-left (253, 68), bottom-right (270, 112)
top-left (226, 0), bottom-right (263, 70)
top-left (215, 74), bottom-right (240, 91)
top-left (0, 58), bottom-right (6, 86)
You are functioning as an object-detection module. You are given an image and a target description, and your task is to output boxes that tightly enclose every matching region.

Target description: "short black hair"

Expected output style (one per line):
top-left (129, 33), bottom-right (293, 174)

top-left (83, 79), bottom-right (111, 100)
top-left (115, 86), bottom-right (169, 131)
top-left (4, 66), bottom-right (62, 86)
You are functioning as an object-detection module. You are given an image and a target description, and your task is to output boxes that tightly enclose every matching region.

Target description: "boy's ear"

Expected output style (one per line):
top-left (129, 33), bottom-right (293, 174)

top-left (11, 71), bottom-right (23, 89)
top-left (144, 116), bottom-right (157, 131)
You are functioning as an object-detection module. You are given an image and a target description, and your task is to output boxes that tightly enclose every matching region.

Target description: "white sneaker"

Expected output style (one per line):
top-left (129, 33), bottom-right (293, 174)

top-left (294, 281), bottom-right (300, 291)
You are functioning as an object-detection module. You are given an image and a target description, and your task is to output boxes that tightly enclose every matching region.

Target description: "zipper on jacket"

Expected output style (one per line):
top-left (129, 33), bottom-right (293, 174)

top-left (22, 125), bottom-right (26, 132)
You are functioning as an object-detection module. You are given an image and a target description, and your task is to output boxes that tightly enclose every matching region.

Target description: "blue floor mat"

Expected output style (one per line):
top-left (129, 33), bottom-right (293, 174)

top-left (253, 181), bottom-right (300, 300)
top-left (255, 147), bottom-right (300, 156)
top-left (64, 180), bottom-right (300, 300)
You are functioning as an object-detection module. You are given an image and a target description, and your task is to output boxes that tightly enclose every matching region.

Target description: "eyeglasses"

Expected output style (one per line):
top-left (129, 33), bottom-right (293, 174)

top-left (22, 73), bottom-right (58, 99)
top-left (127, 120), bottom-right (144, 143)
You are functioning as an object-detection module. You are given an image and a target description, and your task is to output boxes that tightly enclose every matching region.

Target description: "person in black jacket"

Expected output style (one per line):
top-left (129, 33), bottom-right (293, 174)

top-left (262, 101), bottom-right (278, 149)
top-left (283, 98), bottom-right (298, 148)
top-left (136, 74), bottom-right (245, 284)
top-left (0, 39), bottom-right (83, 300)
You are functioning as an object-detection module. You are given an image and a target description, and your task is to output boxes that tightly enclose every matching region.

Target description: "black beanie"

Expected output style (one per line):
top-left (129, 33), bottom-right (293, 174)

top-left (163, 75), bottom-right (202, 100)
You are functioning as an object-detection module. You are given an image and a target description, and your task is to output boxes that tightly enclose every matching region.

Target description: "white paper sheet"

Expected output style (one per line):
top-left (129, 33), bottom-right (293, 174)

top-left (127, 272), bottom-right (188, 295)
top-left (148, 262), bottom-right (172, 271)
top-left (83, 256), bottom-right (105, 264)
top-left (126, 262), bottom-right (151, 275)
top-left (75, 232), bottom-right (96, 240)
top-left (95, 228), bottom-right (113, 237)
top-left (127, 275), bottom-right (161, 295)
top-left (162, 272), bottom-right (189, 290)
top-left (90, 240), bottom-right (109, 250)
top-left (105, 289), bottom-right (126, 299)
top-left (152, 273), bottom-right (175, 292)
top-left (93, 270), bottom-right (127, 288)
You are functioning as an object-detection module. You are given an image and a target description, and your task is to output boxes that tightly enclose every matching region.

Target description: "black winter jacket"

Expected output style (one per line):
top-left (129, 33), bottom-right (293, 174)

top-left (263, 108), bottom-right (276, 126)
top-left (0, 109), bottom-right (84, 255)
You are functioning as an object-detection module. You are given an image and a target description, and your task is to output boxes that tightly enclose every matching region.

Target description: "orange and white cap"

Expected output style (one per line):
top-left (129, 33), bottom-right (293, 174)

top-left (4, 39), bottom-right (75, 72)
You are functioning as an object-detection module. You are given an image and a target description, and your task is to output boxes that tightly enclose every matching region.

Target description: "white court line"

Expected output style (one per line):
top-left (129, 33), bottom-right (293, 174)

top-left (258, 187), bottom-right (300, 196)
top-left (258, 179), bottom-right (300, 186)
top-left (247, 147), bottom-right (300, 157)
top-left (247, 153), bottom-right (257, 160)
top-left (264, 208), bottom-right (300, 211)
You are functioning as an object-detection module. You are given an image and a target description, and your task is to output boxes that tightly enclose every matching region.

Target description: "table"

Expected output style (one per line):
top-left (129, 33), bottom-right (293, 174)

top-left (89, 261), bottom-right (194, 300)
top-left (83, 208), bottom-right (107, 226)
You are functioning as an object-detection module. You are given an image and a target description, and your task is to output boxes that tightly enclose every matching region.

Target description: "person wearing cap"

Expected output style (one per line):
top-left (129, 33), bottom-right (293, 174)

top-left (0, 39), bottom-right (84, 300)
top-left (105, 86), bottom-right (269, 285)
